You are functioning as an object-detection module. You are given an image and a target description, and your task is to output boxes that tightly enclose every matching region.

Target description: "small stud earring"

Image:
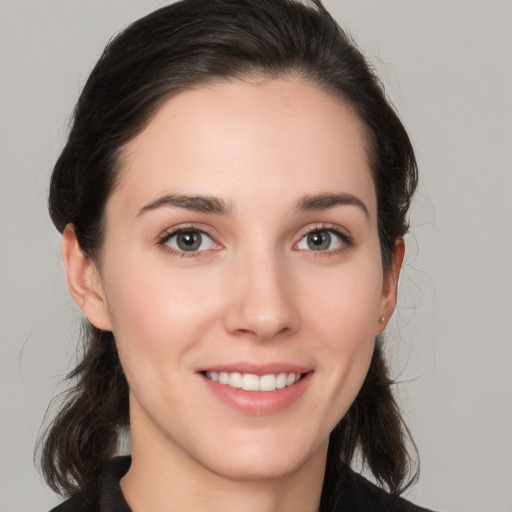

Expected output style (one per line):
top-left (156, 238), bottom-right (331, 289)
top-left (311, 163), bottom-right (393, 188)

top-left (379, 316), bottom-right (385, 323)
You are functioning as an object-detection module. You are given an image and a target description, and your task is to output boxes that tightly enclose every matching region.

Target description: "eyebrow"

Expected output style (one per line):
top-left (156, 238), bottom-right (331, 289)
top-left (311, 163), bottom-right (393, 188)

top-left (295, 192), bottom-right (369, 218)
top-left (137, 191), bottom-right (369, 218)
top-left (137, 194), bottom-right (232, 217)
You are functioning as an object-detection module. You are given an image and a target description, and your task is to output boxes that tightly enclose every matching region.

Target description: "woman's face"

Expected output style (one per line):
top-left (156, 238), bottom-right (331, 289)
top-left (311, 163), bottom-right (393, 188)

top-left (81, 77), bottom-right (399, 481)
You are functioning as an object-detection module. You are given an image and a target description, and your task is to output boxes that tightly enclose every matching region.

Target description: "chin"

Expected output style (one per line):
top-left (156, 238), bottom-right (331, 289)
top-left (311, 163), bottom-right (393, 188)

top-left (206, 454), bottom-right (309, 482)
top-left (195, 433), bottom-right (327, 482)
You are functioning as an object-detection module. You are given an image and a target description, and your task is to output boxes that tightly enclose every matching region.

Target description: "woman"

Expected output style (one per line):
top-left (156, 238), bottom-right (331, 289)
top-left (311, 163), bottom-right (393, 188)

top-left (40, 0), bottom-right (433, 510)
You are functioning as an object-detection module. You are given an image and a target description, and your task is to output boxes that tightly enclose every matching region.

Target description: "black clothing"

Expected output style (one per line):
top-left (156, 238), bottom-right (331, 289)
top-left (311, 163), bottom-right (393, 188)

top-left (50, 456), bottom-right (434, 512)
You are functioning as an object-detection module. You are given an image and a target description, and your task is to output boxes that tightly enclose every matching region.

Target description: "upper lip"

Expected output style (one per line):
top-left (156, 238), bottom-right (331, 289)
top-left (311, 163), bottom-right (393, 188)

top-left (197, 362), bottom-right (312, 376)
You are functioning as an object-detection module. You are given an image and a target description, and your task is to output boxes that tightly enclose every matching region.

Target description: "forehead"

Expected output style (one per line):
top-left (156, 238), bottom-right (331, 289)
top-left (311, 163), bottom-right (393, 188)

top-left (112, 76), bottom-right (376, 217)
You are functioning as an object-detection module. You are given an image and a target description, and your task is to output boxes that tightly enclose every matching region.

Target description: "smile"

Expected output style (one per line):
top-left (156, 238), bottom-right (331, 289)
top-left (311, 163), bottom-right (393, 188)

top-left (204, 371), bottom-right (302, 392)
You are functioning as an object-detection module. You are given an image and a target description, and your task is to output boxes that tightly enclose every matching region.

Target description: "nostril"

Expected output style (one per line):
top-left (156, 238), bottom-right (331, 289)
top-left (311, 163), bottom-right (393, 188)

top-left (223, 272), bottom-right (301, 340)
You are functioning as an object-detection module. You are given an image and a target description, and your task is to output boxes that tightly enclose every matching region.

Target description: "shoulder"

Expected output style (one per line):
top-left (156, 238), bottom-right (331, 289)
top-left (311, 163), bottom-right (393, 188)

top-left (48, 457), bottom-right (132, 512)
top-left (49, 490), bottom-right (97, 512)
top-left (331, 469), bottom-right (436, 512)
top-left (50, 456), bottom-right (436, 512)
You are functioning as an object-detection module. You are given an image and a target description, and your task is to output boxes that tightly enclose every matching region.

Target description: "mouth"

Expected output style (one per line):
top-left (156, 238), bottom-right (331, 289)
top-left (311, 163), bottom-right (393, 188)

top-left (199, 365), bottom-right (313, 414)
top-left (203, 371), bottom-right (305, 392)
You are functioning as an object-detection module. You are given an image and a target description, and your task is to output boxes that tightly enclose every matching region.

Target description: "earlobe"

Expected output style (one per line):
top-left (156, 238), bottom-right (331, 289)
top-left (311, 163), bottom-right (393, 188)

top-left (376, 237), bottom-right (405, 334)
top-left (62, 224), bottom-right (112, 331)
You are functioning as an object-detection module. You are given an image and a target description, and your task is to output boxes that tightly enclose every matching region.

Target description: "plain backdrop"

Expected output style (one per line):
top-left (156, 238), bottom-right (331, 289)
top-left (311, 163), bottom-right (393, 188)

top-left (1, 1), bottom-right (511, 511)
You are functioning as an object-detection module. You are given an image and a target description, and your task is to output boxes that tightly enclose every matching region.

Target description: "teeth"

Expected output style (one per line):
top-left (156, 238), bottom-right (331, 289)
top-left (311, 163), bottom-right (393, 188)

top-left (205, 371), bottom-right (302, 391)
top-left (229, 372), bottom-right (242, 388)
top-left (242, 373), bottom-right (260, 391)
top-left (276, 373), bottom-right (287, 389)
top-left (287, 373), bottom-right (298, 386)
top-left (259, 374), bottom-right (276, 392)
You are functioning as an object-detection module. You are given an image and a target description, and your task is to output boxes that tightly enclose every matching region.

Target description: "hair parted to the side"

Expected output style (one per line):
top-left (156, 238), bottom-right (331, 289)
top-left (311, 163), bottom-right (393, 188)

top-left (39, 0), bottom-right (418, 498)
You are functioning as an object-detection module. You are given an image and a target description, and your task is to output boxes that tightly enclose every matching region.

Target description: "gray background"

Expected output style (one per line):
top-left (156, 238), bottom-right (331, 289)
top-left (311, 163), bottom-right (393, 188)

top-left (1, 1), bottom-right (511, 510)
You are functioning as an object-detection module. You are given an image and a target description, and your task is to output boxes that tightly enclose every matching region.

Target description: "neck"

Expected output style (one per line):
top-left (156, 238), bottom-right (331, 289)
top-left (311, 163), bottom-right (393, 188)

top-left (121, 410), bottom-right (327, 512)
top-left (122, 459), bottom-right (325, 512)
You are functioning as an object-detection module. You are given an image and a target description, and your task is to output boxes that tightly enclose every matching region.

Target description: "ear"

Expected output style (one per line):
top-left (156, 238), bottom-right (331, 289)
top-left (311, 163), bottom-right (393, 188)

top-left (375, 237), bottom-right (405, 335)
top-left (62, 224), bottom-right (113, 331)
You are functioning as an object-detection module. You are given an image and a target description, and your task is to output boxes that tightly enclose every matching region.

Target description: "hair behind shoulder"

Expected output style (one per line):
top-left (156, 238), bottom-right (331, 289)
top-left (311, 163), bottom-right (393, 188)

top-left (37, 325), bottom-right (128, 494)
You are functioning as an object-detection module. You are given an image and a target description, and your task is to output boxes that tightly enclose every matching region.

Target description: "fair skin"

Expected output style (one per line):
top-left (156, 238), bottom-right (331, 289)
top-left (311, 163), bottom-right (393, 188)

top-left (63, 76), bottom-right (403, 512)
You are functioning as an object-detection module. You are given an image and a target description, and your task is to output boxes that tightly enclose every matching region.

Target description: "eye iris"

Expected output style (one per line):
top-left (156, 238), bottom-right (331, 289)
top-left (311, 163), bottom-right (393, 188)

top-left (177, 231), bottom-right (201, 251)
top-left (307, 231), bottom-right (331, 251)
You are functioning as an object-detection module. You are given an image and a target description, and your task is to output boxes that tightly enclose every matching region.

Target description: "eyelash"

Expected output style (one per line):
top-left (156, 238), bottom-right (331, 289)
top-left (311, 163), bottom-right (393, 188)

top-left (296, 224), bottom-right (354, 257)
top-left (156, 223), bottom-right (354, 258)
top-left (157, 225), bottom-right (219, 258)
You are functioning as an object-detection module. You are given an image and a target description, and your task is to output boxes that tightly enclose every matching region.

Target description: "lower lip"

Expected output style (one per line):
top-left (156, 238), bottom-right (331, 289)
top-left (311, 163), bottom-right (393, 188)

top-left (200, 372), bottom-right (312, 415)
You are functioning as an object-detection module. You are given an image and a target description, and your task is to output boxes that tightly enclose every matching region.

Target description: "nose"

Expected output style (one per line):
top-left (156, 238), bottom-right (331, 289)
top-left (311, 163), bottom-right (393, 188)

top-left (223, 251), bottom-right (301, 341)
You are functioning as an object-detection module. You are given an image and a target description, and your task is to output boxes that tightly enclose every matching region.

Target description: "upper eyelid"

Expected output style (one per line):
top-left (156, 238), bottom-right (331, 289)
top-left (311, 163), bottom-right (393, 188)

top-left (156, 222), bottom-right (353, 247)
top-left (295, 224), bottom-right (354, 253)
top-left (298, 223), bottom-right (351, 239)
top-left (157, 226), bottom-right (220, 258)
top-left (295, 233), bottom-right (354, 265)
top-left (158, 224), bottom-right (217, 241)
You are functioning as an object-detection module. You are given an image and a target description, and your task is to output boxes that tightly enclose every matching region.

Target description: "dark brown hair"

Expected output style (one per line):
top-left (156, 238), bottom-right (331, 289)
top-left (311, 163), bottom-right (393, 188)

top-left (39, 0), bottom-right (418, 499)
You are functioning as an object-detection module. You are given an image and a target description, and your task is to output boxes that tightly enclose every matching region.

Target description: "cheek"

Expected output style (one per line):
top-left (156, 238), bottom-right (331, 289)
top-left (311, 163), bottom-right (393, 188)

top-left (105, 252), bottom-right (218, 332)
top-left (314, 286), bottom-right (378, 379)
top-left (299, 256), bottom-right (383, 402)
top-left (303, 254), bottom-right (384, 340)
top-left (102, 258), bottom-right (222, 378)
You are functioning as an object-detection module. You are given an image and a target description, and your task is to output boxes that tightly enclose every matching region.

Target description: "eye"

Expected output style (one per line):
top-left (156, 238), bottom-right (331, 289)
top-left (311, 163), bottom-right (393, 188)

top-left (164, 229), bottom-right (215, 253)
top-left (296, 229), bottom-right (346, 252)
